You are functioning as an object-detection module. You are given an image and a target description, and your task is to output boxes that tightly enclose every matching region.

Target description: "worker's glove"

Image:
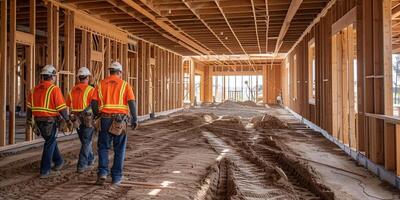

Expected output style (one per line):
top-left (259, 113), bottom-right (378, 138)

top-left (67, 120), bottom-right (74, 131)
top-left (131, 119), bottom-right (138, 130)
top-left (58, 119), bottom-right (69, 132)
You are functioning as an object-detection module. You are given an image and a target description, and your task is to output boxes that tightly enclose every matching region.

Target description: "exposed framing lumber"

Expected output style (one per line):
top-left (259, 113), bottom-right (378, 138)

top-left (213, 0), bottom-right (250, 58)
top-left (182, 1), bottom-right (234, 55)
top-left (274, 0), bottom-right (303, 55)
top-left (287, 0), bottom-right (337, 55)
top-left (250, 0), bottom-right (261, 54)
top-left (8, 0), bottom-right (17, 145)
top-left (265, 0), bottom-right (269, 53)
top-left (0, 0), bottom-right (6, 146)
top-left (121, 0), bottom-right (210, 55)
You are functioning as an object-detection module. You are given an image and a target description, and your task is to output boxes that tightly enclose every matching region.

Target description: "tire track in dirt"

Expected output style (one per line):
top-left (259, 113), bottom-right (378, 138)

top-left (203, 131), bottom-right (296, 199)
top-left (0, 114), bottom-right (216, 200)
top-left (203, 115), bottom-right (334, 200)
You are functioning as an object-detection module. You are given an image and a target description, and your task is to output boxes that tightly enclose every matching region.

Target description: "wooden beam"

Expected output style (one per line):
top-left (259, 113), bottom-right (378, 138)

top-left (250, 0), bottom-right (261, 53)
top-left (182, 1), bottom-right (234, 54)
top-left (47, 2), bottom-right (54, 64)
top-left (274, 0), bottom-right (302, 54)
top-left (392, 3), bottom-right (400, 20)
top-left (213, 0), bottom-right (248, 56)
top-left (265, 0), bottom-right (269, 53)
top-left (383, 0), bottom-right (393, 115)
top-left (0, 0), bottom-right (6, 146)
top-left (121, 0), bottom-right (210, 55)
top-left (9, 0), bottom-right (17, 145)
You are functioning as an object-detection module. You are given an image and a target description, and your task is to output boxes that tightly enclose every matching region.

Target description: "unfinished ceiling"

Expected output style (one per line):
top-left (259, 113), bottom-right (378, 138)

top-left (63, 0), bottom-right (330, 56)
top-left (393, 0), bottom-right (400, 53)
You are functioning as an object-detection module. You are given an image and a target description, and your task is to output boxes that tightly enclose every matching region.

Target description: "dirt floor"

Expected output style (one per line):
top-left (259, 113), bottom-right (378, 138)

top-left (0, 103), bottom-right (399, 199)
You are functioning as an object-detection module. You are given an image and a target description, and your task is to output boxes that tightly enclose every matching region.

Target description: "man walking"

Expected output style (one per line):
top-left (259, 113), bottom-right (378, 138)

top-left (66, 67), bottom-right (96, 173)
top-left (92, 61), bottom-right (138, 186)
top-left (26, 64), bottom-right (70, 178)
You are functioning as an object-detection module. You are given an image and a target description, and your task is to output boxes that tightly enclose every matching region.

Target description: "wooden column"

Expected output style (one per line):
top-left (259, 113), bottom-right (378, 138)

top-left (46, 2), bottom-right (53, 64)
top-left (25, 0), bottom-right (36, 141)
top-left (8, 0), bottom-right (17, 145)
top-left (0, 0), bottom-right (7, 146)
top-left (80, 30), bottom-right (87, 68)
top-left (189, 60), bottom-right (195, 105)
top-left (204, 66), bottom-right (213, 103)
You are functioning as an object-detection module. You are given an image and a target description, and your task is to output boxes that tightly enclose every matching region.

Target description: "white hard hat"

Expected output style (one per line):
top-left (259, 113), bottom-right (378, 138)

top-left (77, 67), bottom-right (91, 76)
top-left (108, 61), bottom-right (123, 72)
top-left (40, 64), bottom-right (57, 76)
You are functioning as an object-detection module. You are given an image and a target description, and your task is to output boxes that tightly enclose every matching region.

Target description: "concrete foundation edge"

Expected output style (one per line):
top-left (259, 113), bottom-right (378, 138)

top-left (285, 107), bottom-right (400, 190)
top-left (0, 108), bottom-right (183, 154)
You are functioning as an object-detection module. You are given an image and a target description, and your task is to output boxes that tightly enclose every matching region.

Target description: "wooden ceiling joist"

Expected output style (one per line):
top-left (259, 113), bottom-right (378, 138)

top-left (120, 0), bottom-right (210, 55)
top-left (182, 0), bottom-right (234, 55)
top-left (274, 0), bottom-right (302, 54)
top-left (250, 0), bottom-right (262, 54)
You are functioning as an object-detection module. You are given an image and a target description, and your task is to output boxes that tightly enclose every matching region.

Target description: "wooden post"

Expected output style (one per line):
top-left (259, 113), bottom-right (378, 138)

top-left (80, 30), bottom-right (87, 68)
top-left (47, 2), bottom-right (53, 65)
top-left (384, 122), bottom-right (396, 171)
top-left (0, 0), bottom-right (7, 146)
top-left (189, 59), bottom-right (195, 105)
top-left (9, 0), bottom-right (17, 145)
top-left (53, 5), bottom-right (59, 70)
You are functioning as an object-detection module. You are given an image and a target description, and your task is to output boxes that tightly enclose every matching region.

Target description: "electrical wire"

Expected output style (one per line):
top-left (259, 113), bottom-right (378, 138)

top-left (331, 170), bottom-right (398, 200)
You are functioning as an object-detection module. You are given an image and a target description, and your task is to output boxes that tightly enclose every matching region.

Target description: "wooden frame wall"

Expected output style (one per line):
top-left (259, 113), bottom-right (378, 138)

top-left (282, 0), bottom-right (400, 175)
top-left (0, 1), bottom-right (184, 149)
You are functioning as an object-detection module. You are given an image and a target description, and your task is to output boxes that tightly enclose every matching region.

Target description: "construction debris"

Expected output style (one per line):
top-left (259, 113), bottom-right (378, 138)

top-left (252, 114), bottom-right (288, 129)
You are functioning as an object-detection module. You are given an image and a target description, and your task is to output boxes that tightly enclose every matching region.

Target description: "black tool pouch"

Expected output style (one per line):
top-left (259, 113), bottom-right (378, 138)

top-left (109, 115), bottom-right (127, 135)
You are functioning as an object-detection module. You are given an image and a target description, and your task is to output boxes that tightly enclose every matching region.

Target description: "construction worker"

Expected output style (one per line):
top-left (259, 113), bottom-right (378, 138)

top-left (92, 61), bottom-right (138, 186)
top-left (66, 67), bottom-right (96, 173)
top-left (26, 64), bottom-right (70, 178)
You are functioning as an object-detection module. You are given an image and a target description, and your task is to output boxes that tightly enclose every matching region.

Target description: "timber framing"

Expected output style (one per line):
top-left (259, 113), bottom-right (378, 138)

top-left (281, 0), bottom-right (400, 182)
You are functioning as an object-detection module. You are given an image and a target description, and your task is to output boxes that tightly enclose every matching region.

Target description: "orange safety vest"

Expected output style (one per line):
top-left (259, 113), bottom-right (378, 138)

top-left (27, 81), bottom-right (66, 117)
top-left (94, 75), bottom-right (135, 114)
top-left (66, 83), bottom-right (95, 112)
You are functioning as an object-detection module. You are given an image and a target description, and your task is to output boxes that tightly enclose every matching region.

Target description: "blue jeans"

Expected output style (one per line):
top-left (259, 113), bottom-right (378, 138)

top-left (97, 117), bottom-right (127, 182)
top-left (38, 121), bottom-right (63, 175)
top-left (77, 123), bottom-right (94, 169)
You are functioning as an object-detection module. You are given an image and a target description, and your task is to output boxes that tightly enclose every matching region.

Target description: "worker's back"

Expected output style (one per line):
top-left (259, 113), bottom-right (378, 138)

top-left (96, 75), bottom-right (134, 114)
top-left (67, 83), bottom-right (94, 112)
top-left (27, 80), bottom-right (66, 117)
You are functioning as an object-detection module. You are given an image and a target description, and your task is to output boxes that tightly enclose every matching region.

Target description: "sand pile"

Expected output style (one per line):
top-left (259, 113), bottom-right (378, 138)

top-left (252, 114), bottom-right (288, 129)
top-left (216, 100), bottom-right (243, 108)
top-left (238, 100), bottom-right (258, 107)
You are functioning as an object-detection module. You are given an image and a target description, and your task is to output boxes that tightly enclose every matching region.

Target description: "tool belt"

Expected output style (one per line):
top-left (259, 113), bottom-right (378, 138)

top-left (107, 114), bottom-right (129, 136)
top-left (70, 113), bottom-right (81, 129)
top-left (35, 117), bottom-right (56, 137)
top-left (71, 110), bottom-right (94, 129)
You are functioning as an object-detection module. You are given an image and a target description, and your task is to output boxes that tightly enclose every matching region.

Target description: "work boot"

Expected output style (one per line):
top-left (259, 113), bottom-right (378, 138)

top-left (53, 160), bottom-right (64, 171)
top-left (88, 157), bottom-right (96, 167)
top-left (40, 171), bottom-right (51, 179)
top-left (111, 179), bottom-right (122, 186)
top-left (96, 175), bottom-right (107, 186)
top-left (77, 167), bottom-right (87, 174)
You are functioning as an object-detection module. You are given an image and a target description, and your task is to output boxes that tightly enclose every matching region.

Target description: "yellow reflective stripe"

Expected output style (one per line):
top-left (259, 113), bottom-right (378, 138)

top-left (68, 92), bottom-right (73, 110)
top-left (31, 107), bottom-right (58, 114)
top-left (56, 103), bottom-right (66, 110)
top-left (98, 83), bottom-right (104, 106)
top-left (44, 85), bottom-right (55, 109)
top-left (71, 108), bottom-right (84, 112)
top-left (100, 104), bottom-right (128, 109)
top-left (119, 81), bottom-right (127, 106)
top-left (82, 86), bottom-right (93, 108)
